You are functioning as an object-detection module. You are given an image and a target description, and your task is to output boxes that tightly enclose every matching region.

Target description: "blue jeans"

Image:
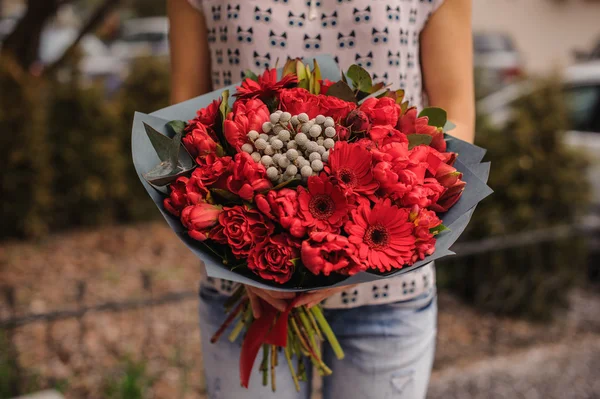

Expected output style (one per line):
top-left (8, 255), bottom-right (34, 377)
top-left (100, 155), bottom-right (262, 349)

top-left (198, 284), bottom-right (437, 399)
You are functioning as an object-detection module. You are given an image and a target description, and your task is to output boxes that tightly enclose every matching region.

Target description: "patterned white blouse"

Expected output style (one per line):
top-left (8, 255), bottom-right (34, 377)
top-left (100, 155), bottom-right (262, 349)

top-left (188, 0), bottom-right (444, 308)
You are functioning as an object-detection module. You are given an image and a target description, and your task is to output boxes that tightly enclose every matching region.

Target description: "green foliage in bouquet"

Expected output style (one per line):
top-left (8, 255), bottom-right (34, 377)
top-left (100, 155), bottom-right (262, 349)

top-left (438, 76), bottom-right (592, 320)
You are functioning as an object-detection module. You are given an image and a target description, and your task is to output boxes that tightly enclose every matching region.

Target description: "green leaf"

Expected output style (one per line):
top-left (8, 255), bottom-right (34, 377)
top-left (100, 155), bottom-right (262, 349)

top-left (216, 90), bottom-right (235, 155)
top-left (297, 79), bottom-right (309, 90)
top-left (313, 59), bottom-right (322, 83)
top-left (282, 59), bottom-right (297, 77)
top-left (210, 188), bottom-right (244, 205)
top-left (167, 120), bottom-right (186, 136)
top-left (215, 144), bottom-right (225, 157)
top-left (296, 60), bottom-right (308, 81)
top-left (244, 70), bottom-right (259, 81)
top-left (346, 65), bottom-right (373, 92)
top-left (443, 120), bottom-right (457, 132)
top-left (143, 122), bottom-right (173, 162)
top-left (430, 224), bottom-right (450, 235)
top-left (419, 107), bottom-right (448, 128)
top-left (408, 134), bottom-right (433, 150)
top-left (325, 81), bottom-right (357, 103)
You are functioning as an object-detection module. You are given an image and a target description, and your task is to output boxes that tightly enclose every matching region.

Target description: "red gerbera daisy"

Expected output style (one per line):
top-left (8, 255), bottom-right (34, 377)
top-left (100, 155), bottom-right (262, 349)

top-left (345, 199), bottom-right (416, 272)
top-left (297, 174), bottom-right (351, 233)
top-left (327, 141), bottom-right (379, 197)
top-left (234, 68), bottom-right (298, 100)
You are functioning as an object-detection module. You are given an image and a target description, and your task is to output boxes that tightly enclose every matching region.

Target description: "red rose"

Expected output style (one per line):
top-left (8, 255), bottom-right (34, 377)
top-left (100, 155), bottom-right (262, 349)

top-left (359, 97), bottom-right (401, 126)
top-left (224, 99), bottom-right (270, 150)
top-left (319, 94), bottom-right (357, 122)
top-left (226, 153), bottom-right (272, 201)
top-left (319, 79), bottom-right (335, 95)
top-left (255, 188), bottom-right (306, 238)
top-left (164, 177), bottom-right (192, 216)
top-left (181, 203), bottom-right (222, 241)
top-left (248, 234), bottom-right (300, 284)
top-left (215, 206), bottom-right (274, 257)
top-left (397, 108), bottom-right (446, 152)
top-left (279, 88), bottom-right (321, 118)
top-left (409, 206), bottom-right (442, 263)
top-left (182, 124), bottom-right (218, 158)
top-left (301, 232), bottom-right (365, 276)
top-left (345, 109), bottom-right (371, 133)
top-left (193, 153), bottom-right (232, 187)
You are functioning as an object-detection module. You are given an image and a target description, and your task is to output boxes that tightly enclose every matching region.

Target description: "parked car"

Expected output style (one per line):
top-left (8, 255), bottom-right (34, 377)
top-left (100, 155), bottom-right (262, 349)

top-left (478, 61), bottom-right (600, 207)
top-left (39, 27), bottom-right (127, 91)
top-left (474, 32), bottom-right (523, 95)
top-left (110, 17), bottom-right (169, 61)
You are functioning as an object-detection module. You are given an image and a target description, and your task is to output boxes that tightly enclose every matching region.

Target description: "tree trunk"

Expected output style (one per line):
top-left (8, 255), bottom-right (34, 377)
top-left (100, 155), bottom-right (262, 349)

top-left (0, 0), bottom-right (69, 71)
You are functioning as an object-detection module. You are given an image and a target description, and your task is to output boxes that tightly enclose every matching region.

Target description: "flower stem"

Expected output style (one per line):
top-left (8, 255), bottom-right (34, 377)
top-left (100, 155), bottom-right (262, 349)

top-left (291, 316), bottom-right (331, 376)
top-left (262, 344), bottom-right (269, 387)
top-left (224, 285), bottom-right (245, 312)
top-left (284, 344), bottom-right (301, 392)
top-left (304, 306), bottom-right (323, 341)
top-left (297, 311), bottom-right (320, 358)
top-left (310, 305), bottom-right (345, 360)
top-left (210, 298), bottom-right (247, 344)
top-left (227, 306), bottom-right (247, 343)
top-left (271, 345), bottom-right (277, 392)
top-left (297, 357), bottom-right (306, 382)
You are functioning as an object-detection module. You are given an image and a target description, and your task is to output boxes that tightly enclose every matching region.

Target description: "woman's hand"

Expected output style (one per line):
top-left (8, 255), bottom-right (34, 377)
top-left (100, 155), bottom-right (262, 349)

top-left (294, 285), bottom-right (357, 309)
top-left (245, 285), bottom-right (296, 318)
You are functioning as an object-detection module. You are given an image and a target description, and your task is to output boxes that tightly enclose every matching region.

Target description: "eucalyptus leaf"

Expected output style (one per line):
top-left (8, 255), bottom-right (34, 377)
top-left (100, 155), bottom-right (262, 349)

top-left (143, 122), bottom-right (173, 162)
top-left (346, 64), bottom-right (372, 92)
top-left (408, 134), bottom-right (433, 150)
top-left (325, 81), bottom-right (357, 103)
top-left (167, 120), bottom-right (186, 136)
top-left (419, 107), bottom-right (448, 128)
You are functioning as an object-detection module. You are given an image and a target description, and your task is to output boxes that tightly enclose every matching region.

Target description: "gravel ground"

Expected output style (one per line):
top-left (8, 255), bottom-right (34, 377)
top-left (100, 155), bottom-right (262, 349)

top-left (1, 222), bottom-right (599, 398)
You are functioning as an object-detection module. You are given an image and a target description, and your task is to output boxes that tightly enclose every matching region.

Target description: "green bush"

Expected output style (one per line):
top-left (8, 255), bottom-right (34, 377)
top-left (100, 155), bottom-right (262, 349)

top-left (0, 55), bottom-right (169, 239)
top-left (438, 77), bottom-right (592, 320)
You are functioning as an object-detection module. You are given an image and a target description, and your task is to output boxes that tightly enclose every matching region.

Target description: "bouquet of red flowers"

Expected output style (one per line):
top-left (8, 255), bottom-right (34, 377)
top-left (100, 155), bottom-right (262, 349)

top-left (132, 56), bottom-right (492, 391)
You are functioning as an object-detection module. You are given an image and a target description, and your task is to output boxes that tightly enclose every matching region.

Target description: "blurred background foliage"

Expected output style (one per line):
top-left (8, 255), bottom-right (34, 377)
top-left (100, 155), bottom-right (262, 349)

top-left (0, 53), bottom-right (167, 239)
top-left (437, 77), bottom-right (592, 320)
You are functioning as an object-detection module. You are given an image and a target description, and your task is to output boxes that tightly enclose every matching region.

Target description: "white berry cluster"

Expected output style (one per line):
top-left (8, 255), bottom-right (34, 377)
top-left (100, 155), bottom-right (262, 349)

top-left (242, 110), bottom-right (337, 184)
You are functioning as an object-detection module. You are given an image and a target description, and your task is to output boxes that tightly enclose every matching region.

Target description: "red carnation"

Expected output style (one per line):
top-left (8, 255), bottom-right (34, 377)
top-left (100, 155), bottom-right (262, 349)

top-left (400, 178), bottom-right (445, 208)
top-left (327, 141), bottom-right (378, 196)
top-left (181, 203), bottom-right (222, 241)
top-left (255, 188), bottom-right (306, 238)
top-left (409, 206), bottom-right (442, 263)
top-left (227, 152), bottom-right (272, 201)
top-left (213, 206), bottom-right (274, 257)
top-left (182, 124), bottom-right (218, 158)
top-left (345, 199), bottom-right (416, 272)
top-left (397, 108), bottom-right (446, 152)
top-left (359, 97), bottom-right (401, 126)
top-left (301, 232), bottom-right (365, 276)
top-left (164, 177), bottom-right (192, 216)
top-left (191, 153), bottom-right (232, 188)
top-left (235, 68), bottom-right (298, 100)
top-left (224, 99), bottom-right (270, 150)
top-left (297, 174), bottom-right (351, 233)
top-left (248, 234), bottom-right (300, 284)
top-left (185, 98), bottom-right (221, 137)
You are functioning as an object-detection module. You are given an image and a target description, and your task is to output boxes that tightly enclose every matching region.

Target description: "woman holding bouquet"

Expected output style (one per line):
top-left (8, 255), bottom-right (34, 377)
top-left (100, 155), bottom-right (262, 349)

top-left (167, 0), bottom-right (474, 397)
